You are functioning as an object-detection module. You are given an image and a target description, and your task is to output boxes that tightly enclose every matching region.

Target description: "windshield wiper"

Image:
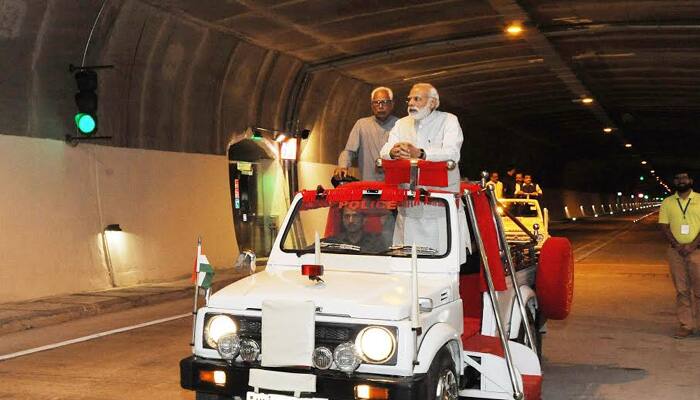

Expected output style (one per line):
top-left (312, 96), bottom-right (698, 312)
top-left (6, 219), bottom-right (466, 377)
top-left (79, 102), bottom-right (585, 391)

top-left (381, 245), bottom-right (438, 256)
top-left (294, 241), bottom-right (361, 256)
top-left (320, 242), bottom-right (361, 252)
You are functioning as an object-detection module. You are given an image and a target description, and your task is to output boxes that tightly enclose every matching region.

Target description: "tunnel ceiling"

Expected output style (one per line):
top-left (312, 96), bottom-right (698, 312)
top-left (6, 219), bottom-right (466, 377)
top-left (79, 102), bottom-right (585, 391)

top-left (143, 0), bottom-right (700, 191)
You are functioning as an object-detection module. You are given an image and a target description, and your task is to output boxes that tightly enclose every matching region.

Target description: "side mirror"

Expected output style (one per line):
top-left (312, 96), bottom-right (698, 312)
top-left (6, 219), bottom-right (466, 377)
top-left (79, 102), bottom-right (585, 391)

top-left (235, 249), bottom-right (257, 274)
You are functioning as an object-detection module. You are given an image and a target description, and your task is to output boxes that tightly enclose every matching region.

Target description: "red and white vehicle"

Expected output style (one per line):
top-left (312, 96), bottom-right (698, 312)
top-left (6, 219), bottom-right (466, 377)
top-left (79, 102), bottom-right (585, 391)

top-left (180, 161), bottom-right (574, 400)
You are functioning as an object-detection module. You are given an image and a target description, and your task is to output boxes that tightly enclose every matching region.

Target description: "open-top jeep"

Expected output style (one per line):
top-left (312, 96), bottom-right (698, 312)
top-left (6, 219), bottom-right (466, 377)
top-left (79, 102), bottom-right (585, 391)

top-left (497, 198), bottom-right (550, 250)
top-left (180, 161), bottom-right (574, 400)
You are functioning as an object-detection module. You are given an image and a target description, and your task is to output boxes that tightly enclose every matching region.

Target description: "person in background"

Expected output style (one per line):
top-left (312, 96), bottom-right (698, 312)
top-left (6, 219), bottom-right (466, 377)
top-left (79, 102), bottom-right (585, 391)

top-left (515, 172), bottom-right (524, 191)
top-left (658, 170), bottom-right (700, 339)
top-left (487, 171), bottom-right (504, 199)
top-left (502, 165), bottom-right (517, 198)
top-left (335, 87), bottom-right (398, 181)
top-left (515, 174), bottom-right (543, 199)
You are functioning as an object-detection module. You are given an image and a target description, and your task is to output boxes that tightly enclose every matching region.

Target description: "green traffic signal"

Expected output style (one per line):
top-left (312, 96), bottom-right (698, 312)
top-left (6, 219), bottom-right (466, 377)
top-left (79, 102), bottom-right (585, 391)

top-left (74, 113), bottom-right (96, 135)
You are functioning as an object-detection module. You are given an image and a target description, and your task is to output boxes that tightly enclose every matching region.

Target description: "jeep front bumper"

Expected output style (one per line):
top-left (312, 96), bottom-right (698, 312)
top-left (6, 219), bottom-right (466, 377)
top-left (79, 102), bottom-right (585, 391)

top-left (180, 356), bottom-right (429, 399)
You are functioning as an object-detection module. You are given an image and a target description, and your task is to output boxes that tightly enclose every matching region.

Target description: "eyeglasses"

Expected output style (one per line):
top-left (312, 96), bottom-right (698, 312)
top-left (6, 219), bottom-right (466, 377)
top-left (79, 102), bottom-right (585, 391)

top-left (371, 99), bottom-right (393, 106)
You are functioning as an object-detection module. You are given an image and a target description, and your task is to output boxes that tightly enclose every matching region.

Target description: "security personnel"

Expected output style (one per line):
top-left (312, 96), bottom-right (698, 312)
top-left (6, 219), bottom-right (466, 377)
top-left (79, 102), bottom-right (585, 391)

top-left (659, 170), bottom-right (700, 338)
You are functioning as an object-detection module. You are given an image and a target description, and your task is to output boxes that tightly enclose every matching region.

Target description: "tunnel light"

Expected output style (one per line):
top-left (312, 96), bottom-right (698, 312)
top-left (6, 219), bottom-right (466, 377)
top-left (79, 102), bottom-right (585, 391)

top-left (603, 127), bottom-right (613, 133)
top-left (641, 160), bottom-right (647, 165)
top-left (581, 97), bottom-right (594, 104)
top-left (280, 139), bottom-right (297, 160)
top-left (650, 170), bottom-right (655, 174)
top-left (624, 143), bottom-right (632, 148)
top-left (505, 23), bottom-right (524, 36)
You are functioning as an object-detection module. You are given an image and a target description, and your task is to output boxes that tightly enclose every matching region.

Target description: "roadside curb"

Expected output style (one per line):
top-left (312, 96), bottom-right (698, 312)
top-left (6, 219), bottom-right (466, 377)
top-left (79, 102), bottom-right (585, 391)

top-left (0, 270), bottom-right (248, 336)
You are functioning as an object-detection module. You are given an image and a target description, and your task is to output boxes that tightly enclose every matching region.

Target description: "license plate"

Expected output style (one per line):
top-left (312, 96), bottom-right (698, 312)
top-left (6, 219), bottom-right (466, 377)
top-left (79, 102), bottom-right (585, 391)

top-left (246, 392), bottom-right (328, 400)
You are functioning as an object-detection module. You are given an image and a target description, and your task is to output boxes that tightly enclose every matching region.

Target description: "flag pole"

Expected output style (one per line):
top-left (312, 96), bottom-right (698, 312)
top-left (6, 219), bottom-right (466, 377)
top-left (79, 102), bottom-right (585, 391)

top-left (190, 236), bottom-right (202, 349)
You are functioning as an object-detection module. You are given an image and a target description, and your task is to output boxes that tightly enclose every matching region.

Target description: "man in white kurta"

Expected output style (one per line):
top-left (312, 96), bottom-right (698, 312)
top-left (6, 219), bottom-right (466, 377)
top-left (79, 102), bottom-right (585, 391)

top-left (380, 83), bottom-right (468, 259)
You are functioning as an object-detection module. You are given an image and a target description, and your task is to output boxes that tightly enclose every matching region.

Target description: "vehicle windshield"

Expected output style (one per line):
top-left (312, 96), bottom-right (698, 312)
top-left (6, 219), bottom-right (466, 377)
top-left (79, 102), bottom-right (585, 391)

top-left (499, 201), bottom-right (540, 218)
top-left (281, 194), bottom-right (450, 257)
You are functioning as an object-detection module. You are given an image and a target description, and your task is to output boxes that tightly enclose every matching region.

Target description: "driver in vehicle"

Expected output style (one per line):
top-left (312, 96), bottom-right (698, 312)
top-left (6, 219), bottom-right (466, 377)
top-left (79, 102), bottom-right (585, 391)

top-left (324, 207), bottom-right (389, 253)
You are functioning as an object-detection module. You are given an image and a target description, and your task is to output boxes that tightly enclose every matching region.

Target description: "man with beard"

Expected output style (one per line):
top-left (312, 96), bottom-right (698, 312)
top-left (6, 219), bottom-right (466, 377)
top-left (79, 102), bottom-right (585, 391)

top-left (515, 172), bottom-right (524, 191)
top-left (659, 170), bottom-right (700, 338)
top-left (380, 83), bottom-right (463, 191)
top-left (379, 83), bottom-right (468, 260)
top-left (335, 87), bottom-right (398, 181)
top-left (325, 207), bottom-right (387, 253)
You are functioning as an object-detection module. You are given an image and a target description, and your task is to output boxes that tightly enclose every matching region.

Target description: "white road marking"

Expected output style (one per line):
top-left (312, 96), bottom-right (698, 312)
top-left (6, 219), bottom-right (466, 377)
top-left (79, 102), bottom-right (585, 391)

top-left (572, 240), bottom-right (601, 255)
top-left (574, 211), bottom-right (658, 263)
top-left (0, 313), bottom-right (190, 362)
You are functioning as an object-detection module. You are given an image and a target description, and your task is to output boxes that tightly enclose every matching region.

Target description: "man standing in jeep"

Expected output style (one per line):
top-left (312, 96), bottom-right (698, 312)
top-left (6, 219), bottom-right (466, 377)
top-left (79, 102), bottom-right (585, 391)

top-left (380, 83), bottom-right (467, 257)
top-left (335, 87), bottom-right (398, 181)
top-left (380, 82), bottom-right (463, 192)
top-left (516, 174), bottom-right (543, 199)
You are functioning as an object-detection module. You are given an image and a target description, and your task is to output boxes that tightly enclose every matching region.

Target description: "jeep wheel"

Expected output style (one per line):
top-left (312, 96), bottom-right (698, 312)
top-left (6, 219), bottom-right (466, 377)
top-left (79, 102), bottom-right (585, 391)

top-left (195, 392), bottom-right (228, 400)
top-left (426, 346), bottom-right (459, 400)
top-left (518, 308), bottom-right (543, 360)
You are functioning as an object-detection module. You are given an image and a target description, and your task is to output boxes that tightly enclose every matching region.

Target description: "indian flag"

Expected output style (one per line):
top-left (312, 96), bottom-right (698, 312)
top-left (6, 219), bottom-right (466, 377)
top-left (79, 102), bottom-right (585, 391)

top-left (191, 239), bottom-right (215, 289)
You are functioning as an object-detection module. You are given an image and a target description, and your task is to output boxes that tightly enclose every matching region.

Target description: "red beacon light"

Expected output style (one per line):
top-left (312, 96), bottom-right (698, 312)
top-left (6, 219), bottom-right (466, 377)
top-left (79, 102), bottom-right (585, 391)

top-left (301, 264), bottom-right (324, 283)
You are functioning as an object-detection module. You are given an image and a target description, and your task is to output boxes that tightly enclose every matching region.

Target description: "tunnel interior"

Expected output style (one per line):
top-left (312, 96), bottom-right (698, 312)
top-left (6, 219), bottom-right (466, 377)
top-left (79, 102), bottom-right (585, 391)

top-left (1, 0), bottom-right (698, 300)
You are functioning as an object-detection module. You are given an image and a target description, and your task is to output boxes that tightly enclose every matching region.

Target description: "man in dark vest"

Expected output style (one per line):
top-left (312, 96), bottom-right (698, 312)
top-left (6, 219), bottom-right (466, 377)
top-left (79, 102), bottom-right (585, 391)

top-left (515, 174), bottom-right (543, 199)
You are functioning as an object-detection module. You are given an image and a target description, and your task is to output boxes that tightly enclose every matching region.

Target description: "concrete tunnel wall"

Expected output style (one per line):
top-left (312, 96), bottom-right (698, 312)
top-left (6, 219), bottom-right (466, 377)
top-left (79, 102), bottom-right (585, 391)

top-left (0, 0), bottom-right (618, 302)
top-left (0, 0), bottom-right (372, 302)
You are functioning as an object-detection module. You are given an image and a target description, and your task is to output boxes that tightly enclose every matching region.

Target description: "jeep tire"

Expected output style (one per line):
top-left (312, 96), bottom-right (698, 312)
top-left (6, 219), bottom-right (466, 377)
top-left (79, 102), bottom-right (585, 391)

top-left (426, 346), bottom-right (459, 400)
top-left (517, 307), bottom-right (543, 360)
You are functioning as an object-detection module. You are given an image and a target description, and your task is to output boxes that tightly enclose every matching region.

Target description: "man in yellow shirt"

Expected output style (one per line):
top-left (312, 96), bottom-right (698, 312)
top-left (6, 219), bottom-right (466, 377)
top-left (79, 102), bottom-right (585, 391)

top-left (658, 171), bottom-right (700, 338)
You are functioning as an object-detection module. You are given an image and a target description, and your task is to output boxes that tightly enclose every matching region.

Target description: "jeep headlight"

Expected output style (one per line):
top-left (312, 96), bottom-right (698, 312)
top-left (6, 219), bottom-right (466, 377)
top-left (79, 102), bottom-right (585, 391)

top-left (355, 326), bottom-right (396, 363)
top-left (204, 315), bottom-right (237, 348)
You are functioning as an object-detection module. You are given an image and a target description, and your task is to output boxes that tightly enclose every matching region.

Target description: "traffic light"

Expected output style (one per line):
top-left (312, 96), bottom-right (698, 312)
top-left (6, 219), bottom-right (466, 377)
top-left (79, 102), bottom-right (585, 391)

top-left (74, 70), bottom-right (98, 136)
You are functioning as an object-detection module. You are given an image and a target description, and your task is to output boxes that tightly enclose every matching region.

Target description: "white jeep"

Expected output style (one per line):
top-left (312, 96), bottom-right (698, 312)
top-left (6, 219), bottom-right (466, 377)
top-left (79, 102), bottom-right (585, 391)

top-left (497, 198), bottom-right (550, 250)
top-left (180, 163), bottom-right (574, 400)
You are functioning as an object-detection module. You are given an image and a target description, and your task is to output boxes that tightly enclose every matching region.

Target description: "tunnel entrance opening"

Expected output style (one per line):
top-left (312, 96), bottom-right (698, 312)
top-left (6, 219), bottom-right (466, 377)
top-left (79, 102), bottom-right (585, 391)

top-left (228, 135), bottom-right (287, 259)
